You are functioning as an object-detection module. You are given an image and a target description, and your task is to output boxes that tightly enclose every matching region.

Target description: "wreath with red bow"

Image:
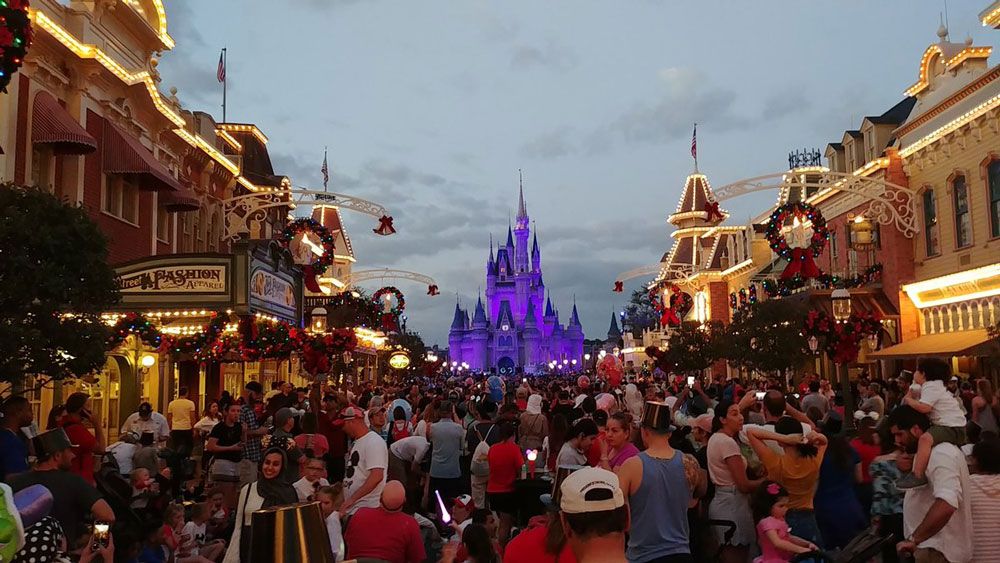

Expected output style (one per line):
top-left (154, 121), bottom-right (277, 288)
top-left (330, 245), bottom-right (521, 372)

top-left (373, 286), bottom-right (405, 332)
top-left (292, 327), bottom-right (358, 375)
top-left (802, 309), bottom-right (882, 365)
top-left (280, 218), bottom-right (336, 292)
top-left (0, 0), bottom-right (32, 93)
top-left (765, 202), bottom-right (829, 280)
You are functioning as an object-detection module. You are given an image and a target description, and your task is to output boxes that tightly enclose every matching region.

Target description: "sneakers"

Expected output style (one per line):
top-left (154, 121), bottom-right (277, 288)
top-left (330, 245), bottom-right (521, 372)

top-left (896, 472), bottom-right (928, 490)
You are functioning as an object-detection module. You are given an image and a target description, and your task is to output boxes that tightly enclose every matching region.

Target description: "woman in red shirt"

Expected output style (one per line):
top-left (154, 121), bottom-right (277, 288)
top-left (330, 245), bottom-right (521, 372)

top-left (486, 423), bottom-right (523, 550)
top-left (58, 392), bottom-right (105, 485)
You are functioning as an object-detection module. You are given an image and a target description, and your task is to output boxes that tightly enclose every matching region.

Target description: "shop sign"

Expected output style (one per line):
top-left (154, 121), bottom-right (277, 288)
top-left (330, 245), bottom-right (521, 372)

top-left (119, 265), bottom-right (227, 294)
top-left (905, 264), bottom-right (1000, 308)
top-left (388, 351), bottom-right (411, 370)
top-left (250, 268), bottom-right (296, 311)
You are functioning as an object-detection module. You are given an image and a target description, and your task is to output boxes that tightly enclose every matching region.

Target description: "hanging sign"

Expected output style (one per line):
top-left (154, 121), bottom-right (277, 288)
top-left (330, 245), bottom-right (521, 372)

top-left (119, 265), bottom-right (227, 293)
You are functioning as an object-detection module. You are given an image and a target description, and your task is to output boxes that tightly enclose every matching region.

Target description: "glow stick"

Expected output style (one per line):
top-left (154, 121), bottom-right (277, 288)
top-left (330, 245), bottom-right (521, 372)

top-left (435, 490), bottom-right (451, 523)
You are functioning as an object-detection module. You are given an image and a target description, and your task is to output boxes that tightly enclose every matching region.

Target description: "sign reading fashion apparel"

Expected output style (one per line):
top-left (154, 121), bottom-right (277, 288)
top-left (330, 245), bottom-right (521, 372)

top-left (119, 265), bottom-right (228, 294)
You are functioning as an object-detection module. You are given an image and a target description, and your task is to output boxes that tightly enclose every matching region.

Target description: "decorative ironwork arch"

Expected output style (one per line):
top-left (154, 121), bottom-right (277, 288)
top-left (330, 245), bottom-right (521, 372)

top-left (614, 264), bottom-right (698, 287)
top-left (348, 268), bottom-right (437, 288)
top-left (712, 169), bottom-right (918, 238)
top-left (223, 187), bottom-right (391, 243)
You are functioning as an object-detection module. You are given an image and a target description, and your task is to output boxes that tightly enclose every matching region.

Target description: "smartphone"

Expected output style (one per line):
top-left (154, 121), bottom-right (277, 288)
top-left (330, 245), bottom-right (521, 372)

top-left (92, 521), bottom-right (111, 551)
top-left (686, 376), bottom-right (695, 386)
top-left (755, 391), bottom-right (766, 400)
top-left (522, 378), bottom-right (527, 383)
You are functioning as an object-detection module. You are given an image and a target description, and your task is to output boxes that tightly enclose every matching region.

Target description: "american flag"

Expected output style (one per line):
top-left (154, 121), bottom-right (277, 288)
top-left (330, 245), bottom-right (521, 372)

top-left (321, 149), bottom-right (329, 189)
top-left (216, 50), bottom-right (226, 83)
top-left (691, 123), bottom-right (697, 160)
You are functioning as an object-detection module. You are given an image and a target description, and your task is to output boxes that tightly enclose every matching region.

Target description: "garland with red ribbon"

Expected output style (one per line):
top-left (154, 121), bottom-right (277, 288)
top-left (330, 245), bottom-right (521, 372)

top-left (704, 201), bottom-right (725, 222)
top-left (107, 313), bottom-right (162, 349)
top-left (764, 202), bottom-right (830, 281)
top-left (279, 218), bottom-right (336, 293)
top-left (292, 327), bottom-right (358, 375)
top-left (802, 309), bottom-right (882, 365)
top-left (373, 215), bottom-right (396, 236)
top-left (0, 0), bottom-right (32, 92)
top-left (373, 286), bottom-right (405, 332)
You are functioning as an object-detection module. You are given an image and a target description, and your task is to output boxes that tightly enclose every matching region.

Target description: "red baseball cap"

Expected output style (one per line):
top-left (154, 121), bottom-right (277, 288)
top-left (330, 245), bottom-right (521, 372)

top-left (333, 405), bottom-right (366, 426)
top-left (453, 495), bottom-right (475, 511)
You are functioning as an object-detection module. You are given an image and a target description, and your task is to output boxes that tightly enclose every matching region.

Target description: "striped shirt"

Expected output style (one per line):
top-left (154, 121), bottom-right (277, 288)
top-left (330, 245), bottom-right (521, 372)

top-left (970, 474), bottom-right (1000, 562)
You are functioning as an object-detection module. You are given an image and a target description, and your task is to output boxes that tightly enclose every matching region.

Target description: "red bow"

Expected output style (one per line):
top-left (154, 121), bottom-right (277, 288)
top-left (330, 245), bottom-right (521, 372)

top-left (381, 313), bottom-right (398, 332)
top-left (427, 284), bottom-right (440, 296)
top-left (302, 347), bottom-right (330, 376)
top-left (660, 308), bottom-right (681, 327)
top-left (780, 248), bottom-right (821, 280)
top-left (704, 201), bottom-right (724, 222)
top-left (613, 281), bottom-right (624, 293)
top-left (302, 265), bottom-right (323, 293)
top-left (373, 215), bottom-right (396, 236)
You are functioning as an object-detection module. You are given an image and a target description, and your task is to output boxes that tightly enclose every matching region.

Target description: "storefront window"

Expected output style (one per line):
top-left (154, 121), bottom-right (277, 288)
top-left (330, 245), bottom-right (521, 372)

top-left (953, 175), bottom-right (971, 248)
top-left (923, 188), bottom-right (939, 256)
top-left (989, 161), bottom-right (1000, 238)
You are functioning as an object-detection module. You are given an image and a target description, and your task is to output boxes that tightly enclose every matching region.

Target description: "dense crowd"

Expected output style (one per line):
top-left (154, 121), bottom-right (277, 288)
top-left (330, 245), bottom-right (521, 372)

top-left (1, 356), bottom-right (999, 563)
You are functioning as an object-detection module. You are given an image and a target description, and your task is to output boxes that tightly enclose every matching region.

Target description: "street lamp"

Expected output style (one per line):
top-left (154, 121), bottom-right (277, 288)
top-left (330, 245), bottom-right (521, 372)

top-left (807, 335), bottom-right (819, 354)
top-left (584, 353), bottom-right (591, 361)
top-left (830, 287), bottom-right (855, 429)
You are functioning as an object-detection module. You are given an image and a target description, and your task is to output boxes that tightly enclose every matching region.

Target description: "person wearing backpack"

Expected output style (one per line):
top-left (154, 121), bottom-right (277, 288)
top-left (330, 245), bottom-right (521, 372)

top-left (518, 394), bottom-right (548, 452)
top-left (390, 406), bottom-right (413, 444)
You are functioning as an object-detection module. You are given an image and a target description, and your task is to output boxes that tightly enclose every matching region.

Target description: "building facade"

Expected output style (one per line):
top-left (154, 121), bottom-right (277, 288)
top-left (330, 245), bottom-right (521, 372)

top-left (448, 186), bottom-right (584, 374)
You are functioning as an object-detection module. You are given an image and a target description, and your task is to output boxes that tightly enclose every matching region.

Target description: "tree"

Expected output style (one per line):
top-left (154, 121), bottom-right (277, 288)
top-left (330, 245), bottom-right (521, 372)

top-left (386, 330), bottom-right (427, 371)
top-left (720, 298), bottom-right (810, 377)
top-left (0, 184), bottom-right (120, 387)
top-left (659, 321), bottom-right (724, 374)
top-left (622, 288), bottom-right (657, 337)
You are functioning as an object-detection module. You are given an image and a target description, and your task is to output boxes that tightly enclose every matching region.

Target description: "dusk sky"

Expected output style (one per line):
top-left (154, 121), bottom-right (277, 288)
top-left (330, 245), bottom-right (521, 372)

top-left (159, 1), bottom-right (998, 347)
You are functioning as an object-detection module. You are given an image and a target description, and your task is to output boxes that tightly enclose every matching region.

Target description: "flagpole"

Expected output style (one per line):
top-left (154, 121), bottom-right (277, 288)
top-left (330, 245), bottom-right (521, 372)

top-left (693, 122), bottom-right (698, 173)
top-left (222, 48), bottom-right (227, 122)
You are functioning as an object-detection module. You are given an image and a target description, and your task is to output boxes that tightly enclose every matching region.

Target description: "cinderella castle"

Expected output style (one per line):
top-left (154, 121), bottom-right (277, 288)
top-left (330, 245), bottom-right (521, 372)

top-left (448, 184), bottom-right (585, 375)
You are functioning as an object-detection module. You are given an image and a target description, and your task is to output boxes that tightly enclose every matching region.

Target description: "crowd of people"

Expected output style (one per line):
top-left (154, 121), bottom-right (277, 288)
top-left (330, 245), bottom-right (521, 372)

top-left (0, 357), bottom-right (999, 563)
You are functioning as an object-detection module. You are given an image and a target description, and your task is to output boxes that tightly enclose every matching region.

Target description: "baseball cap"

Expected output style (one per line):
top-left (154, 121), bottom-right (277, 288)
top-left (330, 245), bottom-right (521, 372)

top-left (559, 466), bottom-right (625, 514)
top-left (333, 405), bottom-right (366, 426)
top-left (689, 413), bottom-right (714, 434)
top-left (453, 495), bottom-right (475, 511)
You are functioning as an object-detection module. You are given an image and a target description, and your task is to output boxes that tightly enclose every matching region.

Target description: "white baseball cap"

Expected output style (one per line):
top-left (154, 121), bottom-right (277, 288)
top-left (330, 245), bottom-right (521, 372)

top-left (559, 467), bottom-right (625, 514)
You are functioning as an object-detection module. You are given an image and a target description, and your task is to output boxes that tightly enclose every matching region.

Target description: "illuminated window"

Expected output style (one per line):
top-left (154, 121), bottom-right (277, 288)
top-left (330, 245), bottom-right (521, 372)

top-left (989, 161), bottom-right (1000, 239)
top-left (922, 189), bottom-right (940, 257)
top-left (953, 175), bottom-right (971, 248)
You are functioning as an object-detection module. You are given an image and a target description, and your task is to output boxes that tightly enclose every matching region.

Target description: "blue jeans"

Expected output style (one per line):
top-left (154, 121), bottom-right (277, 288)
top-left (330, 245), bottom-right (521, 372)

top-left (786, 508), bottom-right (823, 547)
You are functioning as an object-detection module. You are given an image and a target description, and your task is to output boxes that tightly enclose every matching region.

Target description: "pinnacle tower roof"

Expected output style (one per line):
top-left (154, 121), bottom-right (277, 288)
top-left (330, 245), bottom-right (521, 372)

top-left (473, 296), bottom-right (487, 325)
top-left (545, 295), bottom-right (554, 317)
top-left (569, 302), bottom-right (581, 327)
top-left (607, 312), bottom-right (621, 338)
top-left (668, 173), bottom-right (729, 228)
top-left (451, 303), bottom-right (465, 330)
top-left (517, 172), bottom-right (528, 222)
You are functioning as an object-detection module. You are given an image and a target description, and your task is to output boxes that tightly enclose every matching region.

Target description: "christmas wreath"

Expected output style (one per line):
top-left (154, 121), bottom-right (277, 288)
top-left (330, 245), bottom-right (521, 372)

top-left (651, 284), bottom-right (692, 327)
top-left (280, 218), bottom-right (336, 293)
top-left (0, 0), bottom-right (32, 92)
top-left (802, 309), bottom-right (882, 364)
top-left (108, 313), bottom-right (162, 349)
top-left (373, 286), bottom-right (405, 332)
top-left (292, 327), bottom-right (358, 375)
top-left (765, 202), bottom-right (830, 280)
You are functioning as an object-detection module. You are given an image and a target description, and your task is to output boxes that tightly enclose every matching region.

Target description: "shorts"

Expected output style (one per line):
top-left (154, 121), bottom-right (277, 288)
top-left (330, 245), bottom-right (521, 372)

top-left (927, 425), bottom-right (966, 447)
top-left (210, 459), bottom-right (240, 482)
top-left (487, 491), bottom-right (518, 515)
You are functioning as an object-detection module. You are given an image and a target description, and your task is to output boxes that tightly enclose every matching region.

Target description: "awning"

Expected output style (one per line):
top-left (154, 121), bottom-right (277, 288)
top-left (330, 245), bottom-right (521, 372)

top-left (161, 189), bottom-right (200, 212)
top-left (32, 91), bottom-right (97, 155)
top-left (103, 121), bottom-right (181, 192)
top-left (869, 329), bottom-right (995, 359)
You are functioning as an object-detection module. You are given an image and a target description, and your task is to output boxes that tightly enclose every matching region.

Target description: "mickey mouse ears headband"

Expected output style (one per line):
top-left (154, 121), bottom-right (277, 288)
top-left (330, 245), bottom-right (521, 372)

top-left (854, 410), bottom-right (879, 421)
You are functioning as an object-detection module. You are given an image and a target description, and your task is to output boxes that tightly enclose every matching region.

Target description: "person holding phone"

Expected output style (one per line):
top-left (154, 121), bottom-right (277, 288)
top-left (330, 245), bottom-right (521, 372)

top-left (57, 392), bottom-right (105, 485)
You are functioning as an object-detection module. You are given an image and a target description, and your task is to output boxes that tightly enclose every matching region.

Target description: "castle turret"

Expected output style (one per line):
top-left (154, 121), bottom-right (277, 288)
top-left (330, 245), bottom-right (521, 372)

top-left (470, 296), bottom-right (489, 371)
top-left (522, 297), bottom-right (540, 373)
top-left (531, 231), bottom-right (540, 273)
top-left (514, 177), bottom-right (530, 273)
top-left (607, 312), bottom-right (622, 341)
top-left (565, 301), bottom-right (585, 366)
top-left (448, 302), bottom-right (466, 365)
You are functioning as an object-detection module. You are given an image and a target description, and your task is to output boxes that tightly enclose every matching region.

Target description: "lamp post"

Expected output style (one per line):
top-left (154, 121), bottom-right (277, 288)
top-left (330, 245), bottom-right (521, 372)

top-left (831, 287), bottom-right (855, 430)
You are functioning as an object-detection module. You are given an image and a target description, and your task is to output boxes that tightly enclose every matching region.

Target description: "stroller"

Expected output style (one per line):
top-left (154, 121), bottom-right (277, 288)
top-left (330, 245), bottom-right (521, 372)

top-left (790, 527), bottom-right (895, 563)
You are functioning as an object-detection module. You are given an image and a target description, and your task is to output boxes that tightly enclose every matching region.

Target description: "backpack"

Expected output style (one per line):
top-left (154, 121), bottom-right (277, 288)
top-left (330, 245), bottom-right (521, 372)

top-left (391, 420), bottom-right (411, 443)
top-left (470, 424), bottom-right (495, 477)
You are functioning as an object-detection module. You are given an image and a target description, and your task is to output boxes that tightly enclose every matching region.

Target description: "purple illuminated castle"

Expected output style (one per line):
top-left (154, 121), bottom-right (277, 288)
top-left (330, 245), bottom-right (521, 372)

top-left (448, 185), bottom-right (584, 375)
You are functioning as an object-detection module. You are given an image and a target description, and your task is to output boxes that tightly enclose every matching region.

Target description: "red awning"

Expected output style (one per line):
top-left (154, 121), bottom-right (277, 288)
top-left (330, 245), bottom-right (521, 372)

top-left (102, 122), bottom-right (181, 192)
top-left (31, 91), bottom-right (97, 155)
top-left (161, 186), bottom-right (200, 212)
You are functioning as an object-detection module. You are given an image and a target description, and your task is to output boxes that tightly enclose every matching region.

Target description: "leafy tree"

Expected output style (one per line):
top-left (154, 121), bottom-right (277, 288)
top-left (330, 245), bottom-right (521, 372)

top-left (659, 321), bottom-right (724, 374)
top-left (622, 288), bottom-right (657, 338)
top-left (720, 298), bottom-right (810, 376)
top-left (0, 184), bottom-right (119, 388)
top-left (386, 330), bottom-right (427, 371)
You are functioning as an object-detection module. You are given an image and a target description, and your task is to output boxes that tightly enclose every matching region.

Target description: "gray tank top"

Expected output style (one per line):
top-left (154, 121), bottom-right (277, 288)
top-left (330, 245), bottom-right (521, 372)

top-left (626, 451), bottom-right (691, 562)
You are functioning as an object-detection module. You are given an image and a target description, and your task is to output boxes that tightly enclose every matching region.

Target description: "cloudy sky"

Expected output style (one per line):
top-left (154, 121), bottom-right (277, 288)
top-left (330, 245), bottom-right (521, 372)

top-left (159, 0), bottom-right (998, 346)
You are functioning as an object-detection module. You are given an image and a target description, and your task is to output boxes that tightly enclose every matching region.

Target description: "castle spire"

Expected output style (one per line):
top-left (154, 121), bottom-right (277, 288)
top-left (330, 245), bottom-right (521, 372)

top-left (517, 169), bottom-right (528, 223)
top-left (451, 302), bottom-right (465, 330)
top-left (570, 297), bottom-right (581, 327)
top-left (545, 294), bottom-right (554, 317)
top-left (473, 295), bottom-right (487, 325)
top-left (607, 312), bottom-right (621, 339)
top-left (506, 222), bottom-right (514, 248)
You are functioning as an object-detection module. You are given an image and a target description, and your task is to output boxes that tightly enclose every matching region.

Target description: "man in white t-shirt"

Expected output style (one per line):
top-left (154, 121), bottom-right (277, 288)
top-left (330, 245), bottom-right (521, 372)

top-left (121, 403), bottom-right (170, 444)
top-left (889, 405), bottom-right (972, 563)
top-left (167, 387), bottom-right (197, 458)
top-left (388, 435), bottom-right (430, 485)
top-left (339, 405), bottom-right (388, 516)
